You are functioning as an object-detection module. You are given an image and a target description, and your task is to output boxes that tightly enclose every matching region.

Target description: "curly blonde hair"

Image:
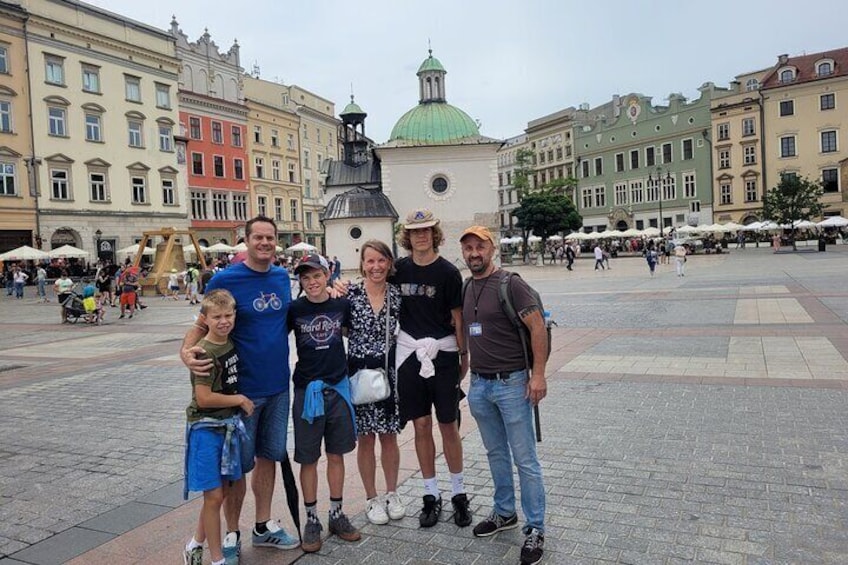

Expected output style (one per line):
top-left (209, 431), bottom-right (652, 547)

top-left (396, 224), bottom-right (445, 253)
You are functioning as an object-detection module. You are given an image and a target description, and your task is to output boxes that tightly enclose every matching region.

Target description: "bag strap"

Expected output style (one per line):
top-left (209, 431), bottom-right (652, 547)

top-left (384, 288), bottom-right (391, 374)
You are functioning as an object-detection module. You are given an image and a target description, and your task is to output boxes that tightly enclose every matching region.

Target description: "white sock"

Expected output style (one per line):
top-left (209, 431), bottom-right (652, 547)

top-left (211, 560), bottom-right (225, 565)
top-left (450, 472), bottom-right (466, 496)
top-left (186, 537), bottom-right (202, 551)
top-left (423, 476), bottom-right (440, 498)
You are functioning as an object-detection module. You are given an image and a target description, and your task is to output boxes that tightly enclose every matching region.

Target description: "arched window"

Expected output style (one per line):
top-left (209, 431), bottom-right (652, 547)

top-left (817, 62), bottom-right (832, 76)
top-left (426, 77), bottom-right (432, 99)
top-left (780, 69), bottom-right (794, 83)
top-left (745, 78), bottom-right (759, 91)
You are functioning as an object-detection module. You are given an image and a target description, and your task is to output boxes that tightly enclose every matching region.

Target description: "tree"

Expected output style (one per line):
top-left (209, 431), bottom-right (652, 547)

top-left (762, 175), bottom-right (825, 250)
top-left (513, 189), bottom-right (582, 263)
top-left (512, 148), bottom-right (535, 198)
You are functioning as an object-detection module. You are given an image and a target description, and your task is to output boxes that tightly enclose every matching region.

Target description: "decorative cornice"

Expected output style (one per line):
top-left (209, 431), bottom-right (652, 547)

top-left (179, 91), bottom-right (248, 120)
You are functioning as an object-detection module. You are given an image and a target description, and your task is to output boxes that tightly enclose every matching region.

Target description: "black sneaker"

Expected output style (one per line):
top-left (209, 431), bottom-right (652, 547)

top-left (451, 493), bottom-right (472, 527)
top-left (472, 510), bottom-right (518, 537)
top-left (520, 528), bottom-right (544, 565)
top-left (419, 495), bottom-right (442, 528)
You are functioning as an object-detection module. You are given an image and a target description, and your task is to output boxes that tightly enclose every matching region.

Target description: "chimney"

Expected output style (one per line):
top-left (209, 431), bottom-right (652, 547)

top-left (778, 53), bottom-right (789, 65)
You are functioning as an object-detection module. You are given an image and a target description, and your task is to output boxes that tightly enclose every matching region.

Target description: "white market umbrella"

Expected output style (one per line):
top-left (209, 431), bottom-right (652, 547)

top-left (817, 215), bottom-right (848, 228)
top-left (704, 223), bottom-right (730, 233)
top-left (677, 225), bottom-right (700, 235)
top-left (285, 241), bottom-right (318, 253)
top-left (606, 229), bottom-right (625, 238)
top-left (759, 221), bottom-right (781, 231)
top-left (547, 234), bottom-right (563, 241)
top-left (740, 221), bottom-right (763, 231)
top-left (232, 242), bottom-right (248, 252)
top-left (183, 244), bottom-right (207, 257)
top-left (722, 222), bottom-right (744, 231)
top-left (205, 242), bottom-right (235, 253)
top-left (499, 237), bottom-right (514, 245)
top-left (48, 244), bottom-right (89, 259)
top-left (527, 235), bottom-right (542, 243)
top-left (116, 244), bottom-right (154, 256)
top-left (792, 220), bottom-right (817, 230)
top-left (621, 228), bottom-right (641, 237)
top-left (0, 245), bottom-right (49, 261)
top-left (641, 227), bottom-right (661, 237)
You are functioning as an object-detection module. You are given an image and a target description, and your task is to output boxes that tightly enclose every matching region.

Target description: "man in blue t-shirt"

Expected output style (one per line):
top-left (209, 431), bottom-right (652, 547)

top-left (181, 216), bottom-right (299, 562)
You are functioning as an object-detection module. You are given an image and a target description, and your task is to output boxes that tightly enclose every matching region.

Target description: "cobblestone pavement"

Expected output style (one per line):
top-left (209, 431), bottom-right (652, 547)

top-left (1, 246), bottom-right (847, 564)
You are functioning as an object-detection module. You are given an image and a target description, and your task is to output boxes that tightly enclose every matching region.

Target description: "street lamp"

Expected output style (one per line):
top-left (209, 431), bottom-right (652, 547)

top-left (648, 166), bottom-right (672, 234)
top-left (94, 229), bottom-right (102, 264)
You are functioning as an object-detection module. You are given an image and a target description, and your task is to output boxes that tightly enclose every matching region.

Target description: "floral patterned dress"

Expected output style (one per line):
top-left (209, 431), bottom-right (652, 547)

top-left (347, 281), bottom-right (401, 435)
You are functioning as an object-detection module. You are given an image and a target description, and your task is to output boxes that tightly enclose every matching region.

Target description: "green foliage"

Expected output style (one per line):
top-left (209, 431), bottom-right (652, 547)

top-left (762, 175), bottom-right (825, 225)
top-left (514, 189), bottom-right (582, 262)
top-left (512, 148), bottom-right (535, 197)
top-left (762, 175), bottom-right (825, 250)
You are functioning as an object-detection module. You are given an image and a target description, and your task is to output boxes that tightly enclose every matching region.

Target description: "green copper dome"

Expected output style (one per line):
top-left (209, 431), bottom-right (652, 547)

top-left (341, 95), bottom-right (365, 116)
top-left (417, 52), bottom-right (446, 74)
top-left (389, 102), bottom-right (480, 144)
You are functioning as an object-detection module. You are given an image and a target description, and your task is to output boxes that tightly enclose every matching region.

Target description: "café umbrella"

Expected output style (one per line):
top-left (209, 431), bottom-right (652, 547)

top-left (0, 245), bottom-right (49, 261)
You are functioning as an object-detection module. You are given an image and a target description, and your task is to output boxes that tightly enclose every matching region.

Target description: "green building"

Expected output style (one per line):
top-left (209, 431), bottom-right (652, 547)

top-left (574, 85), bottom-right (726, 233)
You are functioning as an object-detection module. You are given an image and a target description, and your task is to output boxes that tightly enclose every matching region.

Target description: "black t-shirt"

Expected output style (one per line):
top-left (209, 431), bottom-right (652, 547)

top-left (288, 296), bottom-right (351, 389)
top-left (391, 256), bottom-right (462, 340)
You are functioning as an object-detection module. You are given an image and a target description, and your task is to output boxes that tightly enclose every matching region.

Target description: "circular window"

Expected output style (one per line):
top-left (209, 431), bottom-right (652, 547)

top-left (655, 125), bottom-right (661, 132)
top-left (349, 226), bottom-right (362, 240)
top-left (610, 136), bottom-right (616, 142)
top-left (631, 131), bottom-right (637, 137)
top-left (431, 176), bottom-right (448, 194)
top-left (688, 117), bottom-right (695, 124)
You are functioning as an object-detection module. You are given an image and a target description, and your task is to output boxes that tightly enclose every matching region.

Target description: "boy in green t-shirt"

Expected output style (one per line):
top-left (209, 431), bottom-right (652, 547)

top-left (183, 289), bottom-right (254, 565)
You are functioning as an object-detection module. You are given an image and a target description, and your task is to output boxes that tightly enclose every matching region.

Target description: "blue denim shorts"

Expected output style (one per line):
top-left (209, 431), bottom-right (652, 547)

top-left (240, 391), bottom-right (290, 473)
top-left (186, 427), bottom-right (241, 493)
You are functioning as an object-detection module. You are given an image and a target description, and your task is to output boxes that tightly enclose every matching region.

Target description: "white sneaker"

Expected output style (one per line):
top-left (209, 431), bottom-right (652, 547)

top-left (385, 491), bottom-right (406, 520)
top-left (366, 496), bottom-right (389, 524)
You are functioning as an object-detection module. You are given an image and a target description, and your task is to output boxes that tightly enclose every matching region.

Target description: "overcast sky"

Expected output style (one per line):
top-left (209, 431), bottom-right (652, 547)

top-left (90, 0), bottom-right (846, 143)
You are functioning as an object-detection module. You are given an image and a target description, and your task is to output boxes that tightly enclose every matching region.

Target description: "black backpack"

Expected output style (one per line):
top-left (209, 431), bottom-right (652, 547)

top-left (461, 270), bottom-right (550, 368)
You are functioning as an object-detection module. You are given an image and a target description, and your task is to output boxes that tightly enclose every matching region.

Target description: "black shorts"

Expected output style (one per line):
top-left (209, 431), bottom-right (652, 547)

top-left (292, 387), bottom-right (356, 465)
top-left (397, 351), bottom-right (460, 425)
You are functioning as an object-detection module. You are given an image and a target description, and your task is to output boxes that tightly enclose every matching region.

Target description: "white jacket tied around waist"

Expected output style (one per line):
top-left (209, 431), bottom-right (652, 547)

top-left (395, 330), bottom-right (458, 378)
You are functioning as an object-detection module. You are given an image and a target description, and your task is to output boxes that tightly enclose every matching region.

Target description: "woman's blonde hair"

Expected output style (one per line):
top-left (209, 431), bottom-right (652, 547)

top-left (359, 240), bottom-right (395, 277)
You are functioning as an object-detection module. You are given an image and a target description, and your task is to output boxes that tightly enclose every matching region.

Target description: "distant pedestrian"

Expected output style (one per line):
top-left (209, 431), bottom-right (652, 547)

top-left (736, 231), bottom-right (745, 249)
top-left (593, 244), bottom-right (605, 271)
top-left (565, 244), bottom-right (575, 271)
top-left (646, 242), bottom-right (658, 277)
top-left (674, 243), bottom-right (687, 277)
top-left (54, 270), bottom-right (73, 323)
top-left (96, 267), bottom-right (113, 307)
top-left (168, 268), bottom-right (180, 300)
top-left (36, 265), bottom-right (48, 302)
top-left (12, 265), bottom-right (28, 299)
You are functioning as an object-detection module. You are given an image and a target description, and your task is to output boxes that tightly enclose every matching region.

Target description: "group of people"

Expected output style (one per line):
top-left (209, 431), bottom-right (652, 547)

top-left (180, 211), bottom-right (548, 565)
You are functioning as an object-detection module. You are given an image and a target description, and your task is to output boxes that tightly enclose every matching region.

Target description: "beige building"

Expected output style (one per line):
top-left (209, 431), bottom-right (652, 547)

top-left (495, 133), bottom-right (528, 235)
top-left (761, 48), bottom-right (848, 218)
top-left (0, 1), bottom-right (36, 252)
top-left (710, 68), bottom-right (771, 223)
top-left (525, 106), bottom-right (578, 191)
top-left (243, 76), bottom-right (303, 246)
top-left (22, 0), bottom-right (183, 262)
top-left (286, 84), bottom-right (341, 251)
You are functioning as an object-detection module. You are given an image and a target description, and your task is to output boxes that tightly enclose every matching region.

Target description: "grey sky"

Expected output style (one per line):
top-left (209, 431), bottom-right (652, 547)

top-left (90, 0), bottom-right (846, 143)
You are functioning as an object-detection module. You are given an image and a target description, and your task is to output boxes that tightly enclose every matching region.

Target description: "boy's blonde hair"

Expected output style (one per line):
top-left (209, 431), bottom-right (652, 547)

top-left (200, 288), bottom-right (236, 315)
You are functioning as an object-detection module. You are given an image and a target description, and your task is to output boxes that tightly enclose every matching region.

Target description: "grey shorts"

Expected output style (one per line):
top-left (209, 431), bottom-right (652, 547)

top-left (292, 387), bottom-right (356, 464)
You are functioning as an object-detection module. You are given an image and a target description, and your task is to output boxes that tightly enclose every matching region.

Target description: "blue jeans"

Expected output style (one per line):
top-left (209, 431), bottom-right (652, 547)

top-left (14, 282), bottom-right (24, 298)
top-left (468, 370), bottom-right (545, 532)
top-left (37, 279), bottom-right (46, 299)
top-left (240, 391), bottom-right (290, 473)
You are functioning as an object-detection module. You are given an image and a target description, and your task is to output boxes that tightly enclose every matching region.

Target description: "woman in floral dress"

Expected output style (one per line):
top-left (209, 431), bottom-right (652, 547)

top-left (347, 240), bottom-right (407, 525)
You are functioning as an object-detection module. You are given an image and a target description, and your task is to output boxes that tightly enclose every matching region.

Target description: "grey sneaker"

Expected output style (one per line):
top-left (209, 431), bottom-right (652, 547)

top-left (328, 512), bottom-right (361, 542)
top-left (472, 510), bottom-right (519, 537)
top-left (183, 545), bottom-right (202, 565)
top-left (302, 520), bottom-right (323, 553)
top-left (222, 531), bottom-right (240, 565)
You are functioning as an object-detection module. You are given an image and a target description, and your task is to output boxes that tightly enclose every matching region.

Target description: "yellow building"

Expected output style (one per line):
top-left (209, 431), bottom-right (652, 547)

top-left (710, 68), bottom-right (770, 223)
top-left (243, 75), bottom-right (303, 246)
top-left (21, 0), bottom-right (183, 261)
top-left (761, 48), bottom-right (848, 218)
top-left (0, 2), bottom-right (36, 251)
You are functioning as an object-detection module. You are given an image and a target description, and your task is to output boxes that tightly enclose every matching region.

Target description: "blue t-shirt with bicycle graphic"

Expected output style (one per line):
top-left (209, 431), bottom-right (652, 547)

top-left (205, 262), bottom-right (291, 398)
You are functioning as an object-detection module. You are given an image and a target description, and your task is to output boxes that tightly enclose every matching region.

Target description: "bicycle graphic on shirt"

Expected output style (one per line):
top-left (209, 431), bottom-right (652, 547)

top-left (253, 291), bottom-right (283, 312)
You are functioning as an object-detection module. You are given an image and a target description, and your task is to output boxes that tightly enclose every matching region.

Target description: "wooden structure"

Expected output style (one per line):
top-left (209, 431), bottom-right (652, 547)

top-left (130, 228), bottom-right (208, 295)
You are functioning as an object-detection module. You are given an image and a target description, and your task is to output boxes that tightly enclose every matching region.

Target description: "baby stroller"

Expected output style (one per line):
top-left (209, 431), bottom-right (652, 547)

top-left (61, 290), bottom-right (88, 324)
top-left (62, 284), bottom-right (105, 325)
